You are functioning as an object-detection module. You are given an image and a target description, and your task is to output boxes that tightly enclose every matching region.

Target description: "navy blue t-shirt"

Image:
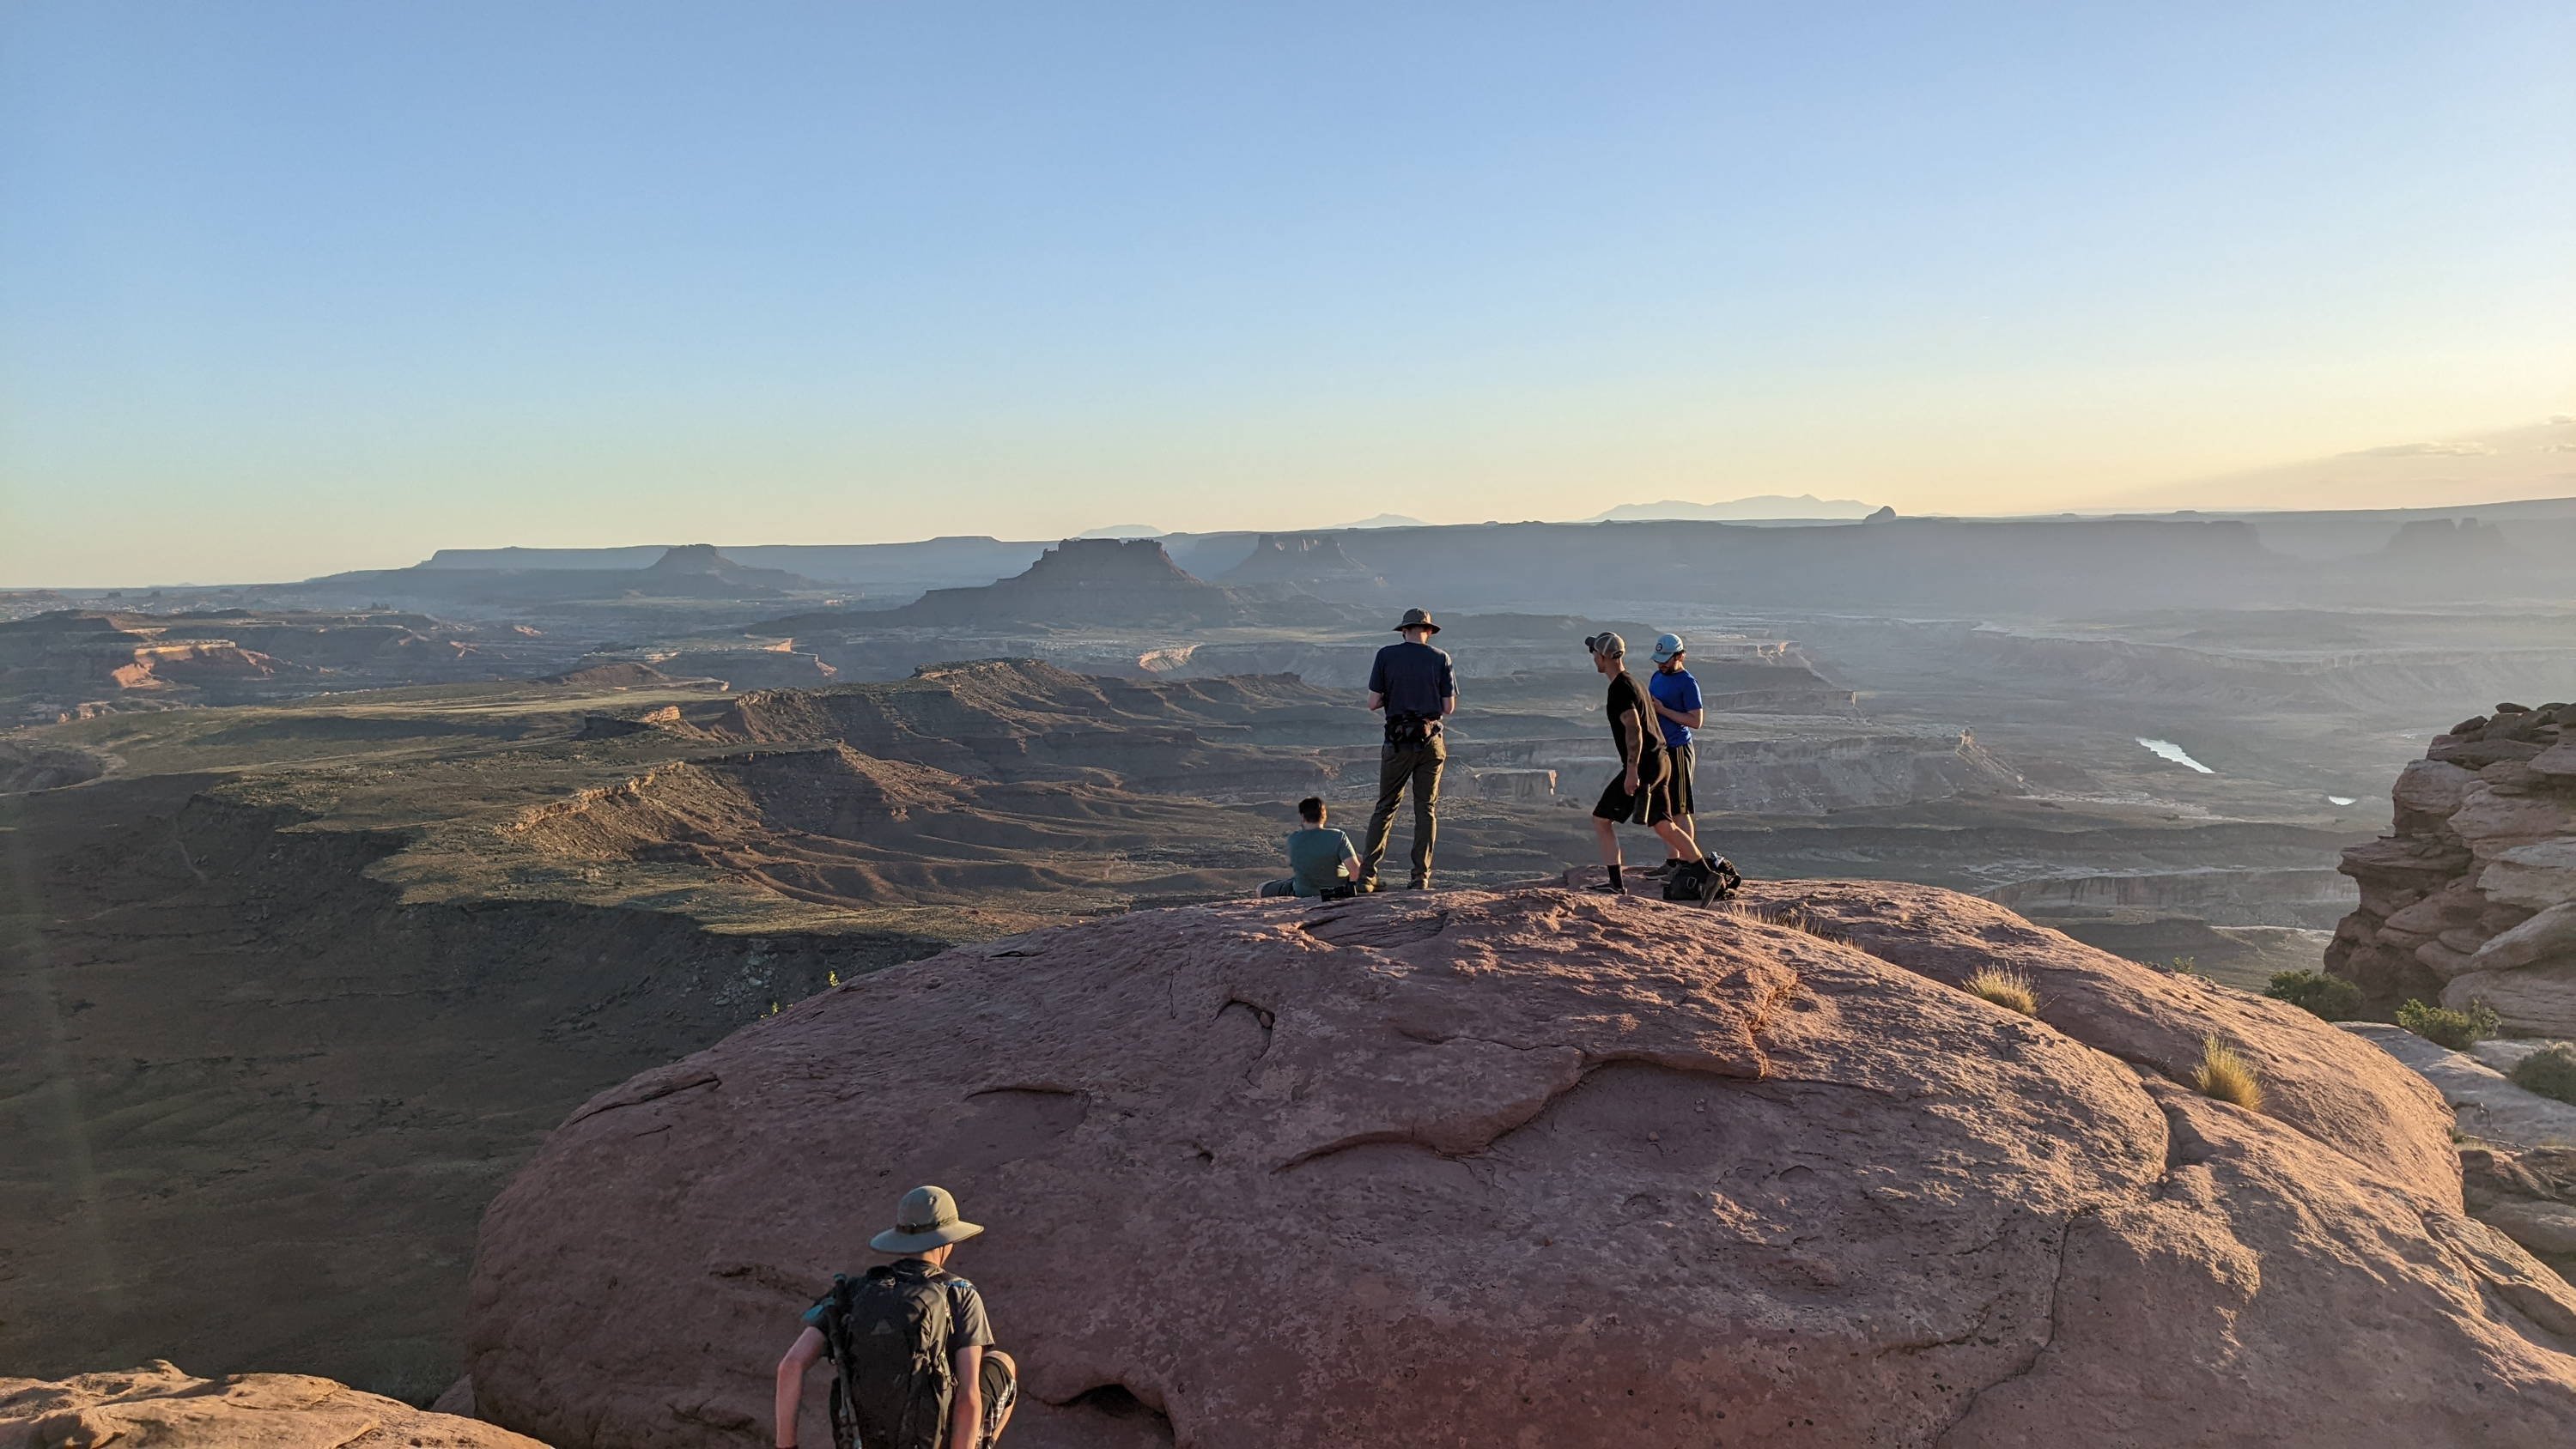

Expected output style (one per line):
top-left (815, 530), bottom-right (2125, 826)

top-left (1367, 640), bottom-right (1455, 718)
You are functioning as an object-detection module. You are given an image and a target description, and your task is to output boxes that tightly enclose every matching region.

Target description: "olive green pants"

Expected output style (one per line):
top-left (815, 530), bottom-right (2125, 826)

top-left (1360, 739), bottom-right (1445, 886)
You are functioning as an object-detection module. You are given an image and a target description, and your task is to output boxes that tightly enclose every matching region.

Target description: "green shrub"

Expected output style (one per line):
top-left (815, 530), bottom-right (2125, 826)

top-left (2509, 1043), bottom-right (2576, 1106)
top-left (2265, 968), bottom-right (2363, 1021)
top-left (2397, 997), bottom-right (2500, 1051)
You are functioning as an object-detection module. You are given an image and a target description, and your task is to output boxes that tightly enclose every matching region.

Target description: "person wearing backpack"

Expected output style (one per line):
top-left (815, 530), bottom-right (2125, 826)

top-left (774, 1185), bottom-right (1017, 1449)
top-left (1358, 607), bottom-right (1456, 892)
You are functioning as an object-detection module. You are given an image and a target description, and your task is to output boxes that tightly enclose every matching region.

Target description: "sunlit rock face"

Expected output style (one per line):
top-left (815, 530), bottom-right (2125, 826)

top-left (2332, 704), bottom-right (2576, 1032)
top-left (467, 882), bottom-right (2576, 1449)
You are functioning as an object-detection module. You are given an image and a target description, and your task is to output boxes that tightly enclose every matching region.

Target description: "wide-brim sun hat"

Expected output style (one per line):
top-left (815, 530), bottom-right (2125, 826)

top-left (1394, 607), bottom-right (1440, 634)
top-left (1651, 633), bottom-right (1686, 663)
top-left (871, 1184), bottom-right (985, 1253)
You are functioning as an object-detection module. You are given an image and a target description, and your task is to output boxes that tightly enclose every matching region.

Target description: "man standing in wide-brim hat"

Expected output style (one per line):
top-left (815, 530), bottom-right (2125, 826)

top-left (1358, 607), bottom-right (1456, 890)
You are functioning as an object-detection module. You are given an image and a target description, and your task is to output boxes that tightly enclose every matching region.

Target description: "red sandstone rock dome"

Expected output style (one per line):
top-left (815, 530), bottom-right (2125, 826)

top-left (465, 883), bottom-right (2576, 1447)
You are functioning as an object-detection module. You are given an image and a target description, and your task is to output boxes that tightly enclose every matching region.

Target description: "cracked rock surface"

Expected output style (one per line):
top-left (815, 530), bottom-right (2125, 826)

top-left (0, 1361), bottom-right (545, 1449)
top-left (466, 882), bottom-right (2576, 1448)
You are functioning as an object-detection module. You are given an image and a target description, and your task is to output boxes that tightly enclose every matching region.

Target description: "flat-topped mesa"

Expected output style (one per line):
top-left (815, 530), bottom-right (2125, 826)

top-left (2330, 702), bottom-right (2576, 1030)
top-left (1218, 532), bottom-right (1382, 587)
top-left (888, 537), bottom-right (1262, 627)
top-left (465, 882), bottom-right (2576, 1449)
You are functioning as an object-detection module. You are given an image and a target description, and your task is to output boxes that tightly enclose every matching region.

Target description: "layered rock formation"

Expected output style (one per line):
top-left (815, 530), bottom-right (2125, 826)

top-left (1216, 532), bottom-right (1382, 590)
top-left (0, 1362), bottom-right (544, 1448)
top-left (304, 543), bottom-right (819, 608)
top-left (2330, 701), bottom-right (2576, 1030)
top-left (890, 539), bottom-right (1264, 627)
top-left (466, 882), bottom-right (2576, 1448)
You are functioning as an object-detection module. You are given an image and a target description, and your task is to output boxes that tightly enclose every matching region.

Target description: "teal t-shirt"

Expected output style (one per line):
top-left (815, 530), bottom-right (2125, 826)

top-left (1285, 827), bottom-right (1356, 896)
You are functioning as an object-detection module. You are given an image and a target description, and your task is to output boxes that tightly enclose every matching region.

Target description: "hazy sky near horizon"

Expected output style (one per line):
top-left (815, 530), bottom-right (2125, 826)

top-left (4, 2), bottom-right (2572, 585)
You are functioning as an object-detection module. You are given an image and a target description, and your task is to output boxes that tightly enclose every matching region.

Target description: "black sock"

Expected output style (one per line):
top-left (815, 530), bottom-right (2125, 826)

top-left (1607, 864), bottom-right (1624, 890)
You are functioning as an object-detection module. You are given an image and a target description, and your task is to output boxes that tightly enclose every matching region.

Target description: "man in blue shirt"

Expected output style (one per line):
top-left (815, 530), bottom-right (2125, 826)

top-left (1260, 796), bottom-right (1362, 899)
top-left (1644, 633), bottom-right (1705, 877)
top-left (1359, 607), bottom-right (1456, 891)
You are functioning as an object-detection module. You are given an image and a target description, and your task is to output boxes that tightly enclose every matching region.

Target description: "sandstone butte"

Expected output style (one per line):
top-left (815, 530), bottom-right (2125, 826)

top-left (460, 880), bottom-right (2576, 1448)
top-left (0, 1361), bottom-right (542, 1449)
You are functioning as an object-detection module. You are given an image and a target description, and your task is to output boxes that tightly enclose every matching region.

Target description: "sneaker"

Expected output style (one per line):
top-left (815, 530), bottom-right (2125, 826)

top-left (1354, 877), bottom-right (1382, 894)
top-left (1404, 877), bottom-right (1431, 892)
top-left (1643, 858), bottom-right (1680, 878)
top-left (1584, 880), bottom-right (1630, 894)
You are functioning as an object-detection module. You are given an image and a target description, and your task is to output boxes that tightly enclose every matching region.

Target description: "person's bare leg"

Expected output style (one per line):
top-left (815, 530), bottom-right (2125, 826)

top-left (1593, 815), bottom-right (1622, 866)
top-left (1651, 819), bottom-right (1700, 861)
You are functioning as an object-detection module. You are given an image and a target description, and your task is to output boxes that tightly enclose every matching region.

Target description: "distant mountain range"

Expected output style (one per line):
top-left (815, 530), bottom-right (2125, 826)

top-left (2110, 417), bottom-right (2576, 512)
top-left (1584, 494), bottom-right (1880, 522)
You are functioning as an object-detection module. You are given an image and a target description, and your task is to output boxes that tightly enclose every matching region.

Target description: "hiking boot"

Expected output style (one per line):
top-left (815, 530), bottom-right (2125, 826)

top-left (1354, 876), bottom-right (1382, 894)
top-left (1404, 876), bottom-right (1431, 891)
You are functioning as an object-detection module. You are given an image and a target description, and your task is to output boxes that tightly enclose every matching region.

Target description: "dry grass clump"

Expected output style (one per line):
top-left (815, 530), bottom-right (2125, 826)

top-left (2191, 1035), bottom-right (2263, 1111)
top-left (1962, 967), bottom-right (2039, 1017)
top-left (1716, 900), bottom-right (1848, 943)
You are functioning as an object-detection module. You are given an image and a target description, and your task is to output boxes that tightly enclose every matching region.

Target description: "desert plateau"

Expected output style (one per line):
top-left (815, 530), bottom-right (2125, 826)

top-left (9, 499), bottom-right (2576, 1446)
top-left (12, 7), bottom-right (2576, 1443)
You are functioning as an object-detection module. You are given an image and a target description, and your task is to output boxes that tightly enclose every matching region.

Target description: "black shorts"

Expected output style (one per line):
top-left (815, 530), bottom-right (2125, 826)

top-left (1592, 749), bottom-right (1674, 826)
top-left (1666, 743), bottom-right (1695, 816)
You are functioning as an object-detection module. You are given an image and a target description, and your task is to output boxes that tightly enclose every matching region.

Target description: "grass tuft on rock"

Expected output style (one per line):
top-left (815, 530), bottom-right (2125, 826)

top-left (2509, 1043), bottom-right (2576, 1106)
top-left (2192, 1035), bottom-right (2263, 1111)
top-left (1963, 967), bottom-right (2039, 1017)
top-left (2264, 968), bottom-right (2363, 1021)
top-left (2397, 998), bottom-right (2500, 1052)
top-left (1717, 901), bottom-right (1848, 944)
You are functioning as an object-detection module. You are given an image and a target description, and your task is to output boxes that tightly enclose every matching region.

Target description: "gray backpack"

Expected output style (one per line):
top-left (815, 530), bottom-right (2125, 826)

top-left (823, 1265), bottom-right (955, 1449)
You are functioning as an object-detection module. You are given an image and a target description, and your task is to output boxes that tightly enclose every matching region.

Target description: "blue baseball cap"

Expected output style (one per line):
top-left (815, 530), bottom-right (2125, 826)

top-left (1650, 633), bottom-right (1686, 663)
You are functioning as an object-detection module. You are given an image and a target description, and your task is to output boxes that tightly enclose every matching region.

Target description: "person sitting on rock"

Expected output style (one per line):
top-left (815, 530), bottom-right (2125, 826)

top-left (775, 1185), bottom-right (1017, 1449)
top-left (1260, 795), bottom-right (1362, 900)
top-left (1584, 631), bottom-right (1734, 901)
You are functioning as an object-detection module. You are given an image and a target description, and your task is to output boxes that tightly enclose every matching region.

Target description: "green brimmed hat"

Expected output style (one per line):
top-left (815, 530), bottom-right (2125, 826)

top-left (870, 1185), bottom-right (984, 1254)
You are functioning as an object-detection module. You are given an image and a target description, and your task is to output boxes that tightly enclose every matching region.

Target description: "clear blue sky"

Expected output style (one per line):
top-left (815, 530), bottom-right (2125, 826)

top-left (3, 1), bottom-right (2571, 584)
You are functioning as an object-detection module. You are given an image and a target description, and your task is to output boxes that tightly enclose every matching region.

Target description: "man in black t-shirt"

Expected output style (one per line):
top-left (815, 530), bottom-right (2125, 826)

top-left (1359, 607), bottom-right (1457, 890)
top-left (773, 1185), bottom-right (1016, 1449)
top-left (1584, 632), bottom-right (1727, 897)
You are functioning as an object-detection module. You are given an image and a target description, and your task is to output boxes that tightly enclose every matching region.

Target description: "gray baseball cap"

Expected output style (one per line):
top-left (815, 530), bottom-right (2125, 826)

top-left (871, 1185), bottom-right (984, 1253)
top-left (1650, 633), bottom-right (1686, 663)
